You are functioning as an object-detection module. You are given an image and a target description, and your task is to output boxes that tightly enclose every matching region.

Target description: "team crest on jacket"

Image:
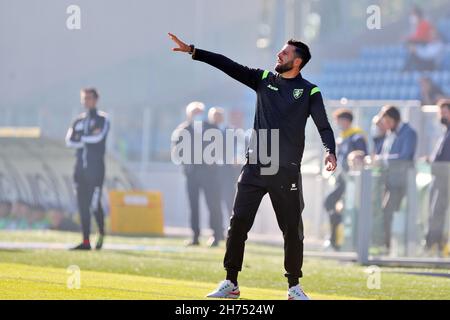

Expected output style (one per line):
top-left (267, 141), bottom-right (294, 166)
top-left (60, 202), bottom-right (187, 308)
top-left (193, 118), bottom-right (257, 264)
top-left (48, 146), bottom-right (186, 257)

top-left (293, 88), bottom-right (303, 99)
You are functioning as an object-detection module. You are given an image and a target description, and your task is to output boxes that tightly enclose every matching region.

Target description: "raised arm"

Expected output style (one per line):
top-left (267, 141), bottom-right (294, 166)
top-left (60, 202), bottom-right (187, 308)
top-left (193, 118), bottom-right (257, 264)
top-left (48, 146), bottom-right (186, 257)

top-left (168, 33), bottom-right (263, 91)
top-left (81, 116), bottom-right (110, 144)
top-left (309, 87), bottom-right (337, 171)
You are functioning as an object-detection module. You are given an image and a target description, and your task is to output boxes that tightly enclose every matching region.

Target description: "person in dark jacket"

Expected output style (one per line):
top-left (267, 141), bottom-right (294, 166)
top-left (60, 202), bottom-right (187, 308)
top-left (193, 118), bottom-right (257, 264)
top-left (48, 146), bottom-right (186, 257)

top-left (425, 99), bottom-right (450, 255)
top-left (169, 33), bottom-right (337, 300)
top-left (173, 102), bottom-right (224, 247)
top-left (378, 105), bottom-right (417, 252)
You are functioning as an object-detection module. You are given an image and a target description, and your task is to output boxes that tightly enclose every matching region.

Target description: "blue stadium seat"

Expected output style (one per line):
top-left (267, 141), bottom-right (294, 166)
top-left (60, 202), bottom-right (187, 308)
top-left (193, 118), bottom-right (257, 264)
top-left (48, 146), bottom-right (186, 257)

top-left (378, 86), bottom-right (390, 99)
top-left (443, 54), bottom-right (450, 70)
top-left (398, 85), bottom-right (410, 99)
top-left (354, 72), bottom-right (364, 85)
top-left (361, 46), bottom-right (377, 59)
top-left (442, 71), bottom-right (450, 84)
top-left (320, 41), bottom-right (435, 100)
top-left (358, 86), bottom-right (370, 98)
top-left (367, 87), bottom-right (379, 100)
top-left (399, 72), bottom-right (410, 85)
top-left (391, 72), bottom-right (402, 84)
top-left (407, 86), bottom-right (420, 100)
top-left (443, 86), bottom-right (450, 96)
top-left (342, 73), bottom-right (353, 85)
top-left (437, 19), bottom-right (450, 43)
top-left (372, 72), bottom-right (384, 85)
top-left (348, 86), bottom-right (360, 99)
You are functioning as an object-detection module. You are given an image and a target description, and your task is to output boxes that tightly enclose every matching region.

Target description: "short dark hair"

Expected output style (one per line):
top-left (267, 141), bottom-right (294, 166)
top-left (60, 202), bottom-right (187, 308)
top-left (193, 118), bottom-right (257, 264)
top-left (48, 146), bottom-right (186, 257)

top-left (333, 108), bottom-right (353, 122)
top-left (81, 87), bottom-right (99, 99)
top-left (438, 99), bottom-right (450, 110)
top-left (381, 105), bottom-right (401, 122)
top-left (287, 39), bottom-right (311, 70)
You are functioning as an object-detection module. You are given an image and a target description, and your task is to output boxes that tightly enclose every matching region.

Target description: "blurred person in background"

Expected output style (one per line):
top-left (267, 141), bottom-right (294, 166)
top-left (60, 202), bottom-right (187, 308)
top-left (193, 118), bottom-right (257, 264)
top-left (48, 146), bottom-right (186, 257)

top-left (425, 99), bottom-right (450, 256)
top-left (65, 88), bottom-right (109, 250)
top-left (419, 76), bottom-right (446, 105)
top-left (370, 113), bottom-right (387, 157)
top-left (324, 109), bottom-right (367, 251)
top-left (208, 107), bottom-right (241, 218)
top-left (173, 102), bottom-right (224, 247)
top-left (347, 150), bottom-right (366, 172)
top-left (369, 113), bottom-right (388, 249)
top-left (10, 200), bottom-right (32, 229)
top-left (49, 207), bottom-right (80, 232)
top-left (369, 114), bottom-right (389, 250)
top-left (404, 29), bottom-right (444, 71)
top-left (377, 106), bottom-right (417, 253)
top-left (406, 6), bottom-right (434, 44)
top-left (228, 109), bottom-right (248, 167)
top-left (207, 106), bottom-right (231, 242)
top-left (169, 33), bottom-right (337, 300)
top-left (28, 205), bottom-right (50, 230)
top-left (0, 201), bottom-right (13, 229)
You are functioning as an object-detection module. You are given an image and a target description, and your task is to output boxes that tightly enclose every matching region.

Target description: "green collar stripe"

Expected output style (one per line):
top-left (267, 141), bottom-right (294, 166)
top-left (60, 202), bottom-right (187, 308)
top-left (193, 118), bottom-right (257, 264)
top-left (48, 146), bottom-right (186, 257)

top-left (310, 87), bottom-right (320, 96)
top-left (262, 70), bottom-right (269, 80)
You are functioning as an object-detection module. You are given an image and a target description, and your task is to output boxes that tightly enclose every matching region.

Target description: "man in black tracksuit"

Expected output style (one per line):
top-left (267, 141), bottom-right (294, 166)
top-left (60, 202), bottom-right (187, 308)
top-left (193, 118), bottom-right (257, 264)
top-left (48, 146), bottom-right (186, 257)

top-left (65, 88), bottom-right (110, 250)
top-left (169, 33), bottom-right (337, 299)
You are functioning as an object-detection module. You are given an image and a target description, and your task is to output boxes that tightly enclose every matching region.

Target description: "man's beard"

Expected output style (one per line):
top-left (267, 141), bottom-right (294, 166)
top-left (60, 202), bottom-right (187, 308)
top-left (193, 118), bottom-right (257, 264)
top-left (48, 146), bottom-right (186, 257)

top-left (275, 60), bottom-right (294, 74)
top-left (440, 117), bottom-right (449, 126)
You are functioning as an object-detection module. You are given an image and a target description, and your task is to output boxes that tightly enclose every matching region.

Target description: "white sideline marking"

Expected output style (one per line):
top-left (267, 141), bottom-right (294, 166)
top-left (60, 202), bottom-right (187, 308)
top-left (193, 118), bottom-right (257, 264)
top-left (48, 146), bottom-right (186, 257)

top-left (0, 242), bottom-right (182, 252)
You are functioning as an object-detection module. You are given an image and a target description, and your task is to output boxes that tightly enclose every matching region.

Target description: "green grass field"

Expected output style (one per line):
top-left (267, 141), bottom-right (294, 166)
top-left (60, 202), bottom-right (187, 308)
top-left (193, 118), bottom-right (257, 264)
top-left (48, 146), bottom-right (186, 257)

top-left (0, 231), bottom-right (449, 300)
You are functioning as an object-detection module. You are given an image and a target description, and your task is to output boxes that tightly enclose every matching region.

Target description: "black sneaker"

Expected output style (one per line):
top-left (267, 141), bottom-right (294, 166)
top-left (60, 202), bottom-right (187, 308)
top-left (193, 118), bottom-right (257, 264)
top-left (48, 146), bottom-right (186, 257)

top-left (95, 235), bottom-right (104, 250)
top-left (70, 243), bottom-right (91, 251)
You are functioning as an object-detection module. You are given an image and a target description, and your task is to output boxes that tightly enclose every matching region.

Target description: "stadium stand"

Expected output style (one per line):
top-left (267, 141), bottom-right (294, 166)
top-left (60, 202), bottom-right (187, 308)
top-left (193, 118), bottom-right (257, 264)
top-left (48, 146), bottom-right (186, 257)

top-left (314, 17), bottom-right (450, 101)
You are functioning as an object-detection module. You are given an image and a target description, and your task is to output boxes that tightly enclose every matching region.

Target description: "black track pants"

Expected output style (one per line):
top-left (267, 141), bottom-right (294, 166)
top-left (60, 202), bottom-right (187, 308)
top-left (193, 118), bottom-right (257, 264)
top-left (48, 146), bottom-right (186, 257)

top-left (75, 170), bottom-right (105, 241)
top-left (224, 164), bottom-right (305, 278)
